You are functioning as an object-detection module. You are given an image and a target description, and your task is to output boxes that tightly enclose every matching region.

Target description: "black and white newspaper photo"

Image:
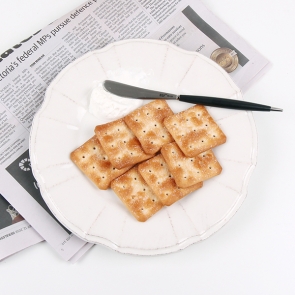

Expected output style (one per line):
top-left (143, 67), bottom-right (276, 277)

top-left (0, 193), bottom-right (43, 261)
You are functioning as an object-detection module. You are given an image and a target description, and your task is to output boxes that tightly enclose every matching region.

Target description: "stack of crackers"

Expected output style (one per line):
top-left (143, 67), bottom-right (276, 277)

top-left (70, 100), bottom-right (226, 222)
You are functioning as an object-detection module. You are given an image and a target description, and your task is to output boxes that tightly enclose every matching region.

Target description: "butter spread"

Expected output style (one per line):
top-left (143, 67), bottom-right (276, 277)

top-left (89, 82), bottom-right (143, 120)
top-left (88, 68), bottom-right (154, 120)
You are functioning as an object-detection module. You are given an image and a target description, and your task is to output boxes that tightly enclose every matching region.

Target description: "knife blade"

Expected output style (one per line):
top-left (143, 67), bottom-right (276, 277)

top-left (103, 80), bottom-right (282, 112)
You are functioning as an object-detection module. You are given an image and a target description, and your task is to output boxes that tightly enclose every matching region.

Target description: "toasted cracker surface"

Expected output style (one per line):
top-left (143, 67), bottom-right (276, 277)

top-left (95, 119), bottom-right (153, 169)
top-left (70, 136), bottom-right (131, 190)
top-left (111, 166), bottom-right (163, 222)
top-left (138, 154), bottom-right (203, 206)
top-left (124, 100), bottom-right (174, 154)
top-left (161, 142), bottom-right (222, 188)
top-left (163, 105), bottom-right (226, 157)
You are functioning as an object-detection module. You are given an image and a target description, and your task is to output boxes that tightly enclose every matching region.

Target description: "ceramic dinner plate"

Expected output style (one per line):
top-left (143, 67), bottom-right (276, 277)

top-left (30, 39), bottom-right (257, 255)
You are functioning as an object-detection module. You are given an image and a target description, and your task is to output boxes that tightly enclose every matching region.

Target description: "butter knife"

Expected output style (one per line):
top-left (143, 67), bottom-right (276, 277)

top-left (103, 80), bottom-right (282, 112)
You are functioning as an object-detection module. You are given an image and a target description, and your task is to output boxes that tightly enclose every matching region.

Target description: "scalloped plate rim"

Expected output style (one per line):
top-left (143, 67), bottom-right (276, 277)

top-left (29, 39), bottom-right (257, 255)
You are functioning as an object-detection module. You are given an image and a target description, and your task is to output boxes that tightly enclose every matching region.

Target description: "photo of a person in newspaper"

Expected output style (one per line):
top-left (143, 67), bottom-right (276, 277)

top-left (0, 194), bottom-right (24, 230)
top-left (0, 193), bottom-right (43, 261)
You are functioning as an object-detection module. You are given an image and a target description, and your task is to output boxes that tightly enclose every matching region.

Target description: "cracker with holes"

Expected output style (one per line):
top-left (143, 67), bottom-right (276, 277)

top-left (95, 119), bottom-right (153, 169)
top-left (161, 142), bottom-right (222, 188)
top-left (124, 100), bottom-right (174, 154)
top-left (163, 105), bottom-right (226, 157)
top-left (138, 154), bottom-right (203, 206)
top-left (111, 166), bottom-right (163, 222)
top-left (70, 136), bottom-right (131, 190)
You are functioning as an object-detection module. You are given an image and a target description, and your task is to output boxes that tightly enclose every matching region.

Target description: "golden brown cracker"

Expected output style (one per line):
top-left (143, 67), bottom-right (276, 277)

top-left (111, 166), bottom-right (163, 222)
top-left (95, 119), bottom-right (153, 169)
top-left (163, 105), bottom-right (226, 157)
top-left (70, 136), bottom-right (131, 190)
top-left (138, 154), bottom-right (203, 206)
top-left (124, 100), bottom-right (174, 154)
top-left (161, 142), bottom-right (222, 188)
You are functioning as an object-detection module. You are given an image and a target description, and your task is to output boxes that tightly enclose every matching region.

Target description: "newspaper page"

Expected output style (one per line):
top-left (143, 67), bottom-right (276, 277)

top-left (148, 2), bottom-right (270, 91)
top-left (0, 0), bottom-right (269, 259)
top-left (0, 193), bottom-right (43, 261)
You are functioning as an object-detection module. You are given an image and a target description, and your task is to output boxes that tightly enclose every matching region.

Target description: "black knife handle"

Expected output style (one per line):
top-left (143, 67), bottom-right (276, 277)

top-left (179, 95), bottom-right (271, 111)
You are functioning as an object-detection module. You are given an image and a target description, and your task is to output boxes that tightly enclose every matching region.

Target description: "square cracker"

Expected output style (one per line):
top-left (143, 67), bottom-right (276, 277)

top-left (111, 166), bottom-right (163, 222)
top-left (124, 100), bottom-right (174, 154)
top-left (163, 105), bottom-right (226, 157)
top-left (70, 136), bottom-right (131, 190)
top-left (138, 154), bottom-right (203, 206)
top-left (95, 119), bottom-right (153, 169)
top-left (161, 142), bottom-right (222, 188)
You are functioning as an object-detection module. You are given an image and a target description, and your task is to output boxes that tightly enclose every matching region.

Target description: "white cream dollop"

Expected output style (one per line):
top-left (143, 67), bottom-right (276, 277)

top-left (89, 82), bottom-right (143, 120)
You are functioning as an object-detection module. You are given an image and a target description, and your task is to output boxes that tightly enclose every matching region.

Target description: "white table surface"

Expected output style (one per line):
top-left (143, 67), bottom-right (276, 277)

top-left (1, 1), bottom-right (294, 294)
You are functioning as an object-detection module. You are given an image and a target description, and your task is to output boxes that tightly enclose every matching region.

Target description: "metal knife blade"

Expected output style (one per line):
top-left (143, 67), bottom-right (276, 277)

top-left (103, 80), bottom-right (178, 100)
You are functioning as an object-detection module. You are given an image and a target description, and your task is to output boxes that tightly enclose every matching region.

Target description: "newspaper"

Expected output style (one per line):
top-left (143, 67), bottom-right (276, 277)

top-left (0, 193), bottom-right (43, 261)
top-left (0, 0), bottom-right (269, 260)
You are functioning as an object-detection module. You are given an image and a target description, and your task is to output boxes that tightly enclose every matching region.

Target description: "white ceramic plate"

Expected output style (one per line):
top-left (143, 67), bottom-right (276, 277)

top-left (30, 39), bottom-right (257, 255)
